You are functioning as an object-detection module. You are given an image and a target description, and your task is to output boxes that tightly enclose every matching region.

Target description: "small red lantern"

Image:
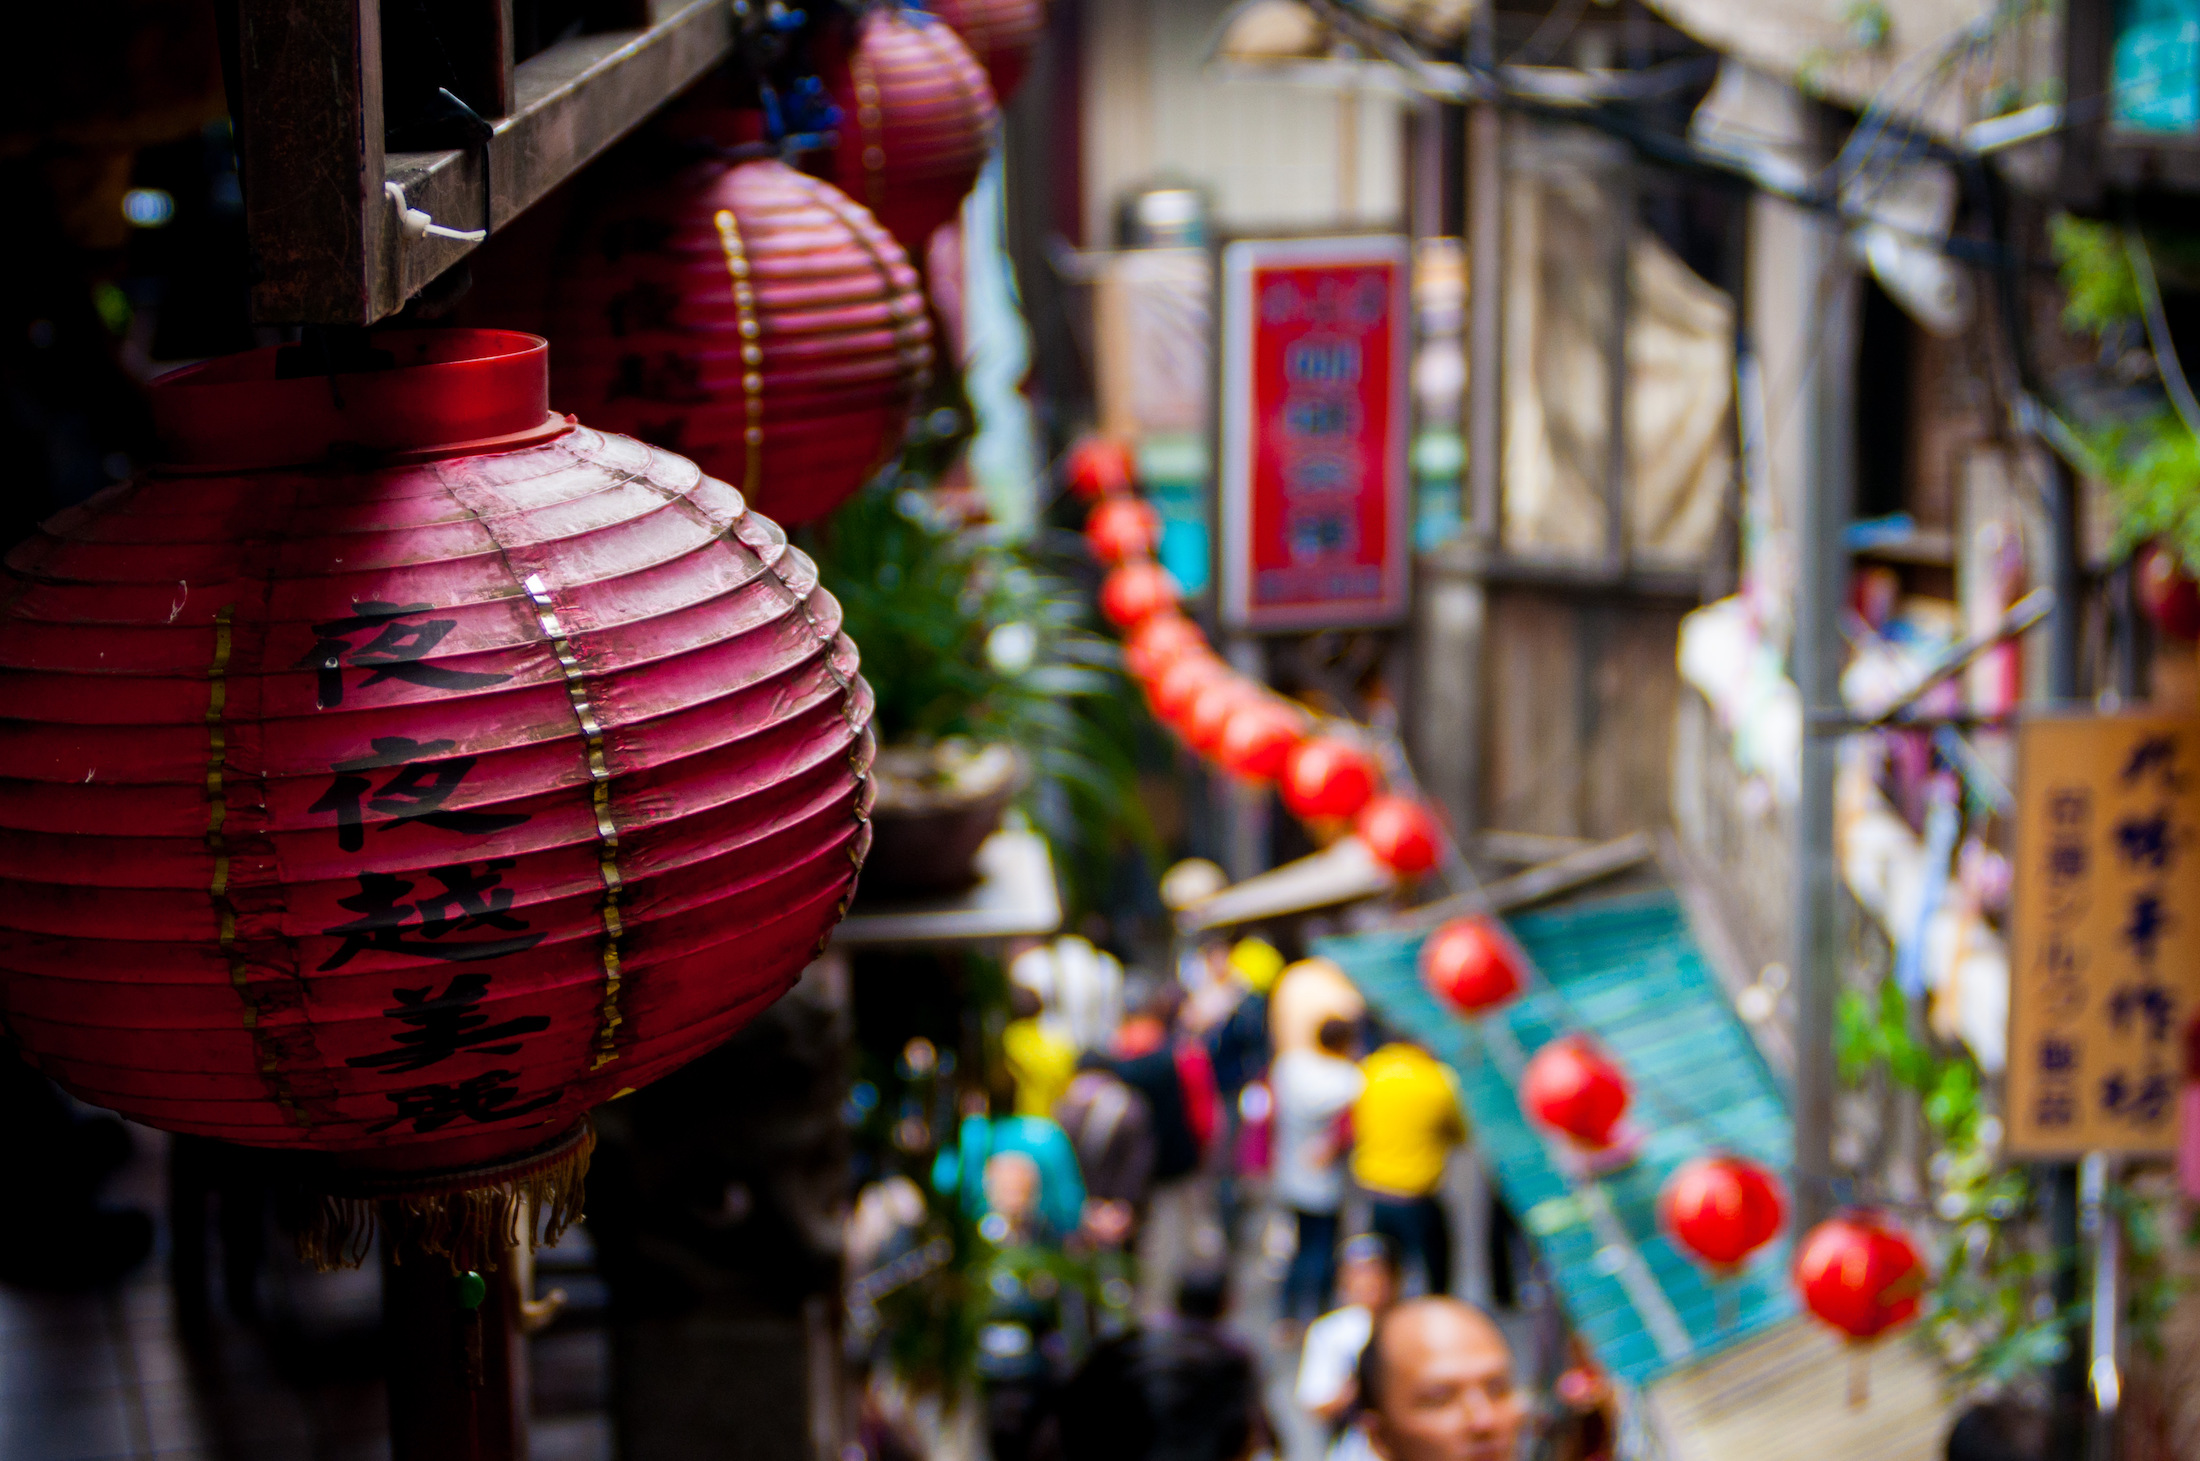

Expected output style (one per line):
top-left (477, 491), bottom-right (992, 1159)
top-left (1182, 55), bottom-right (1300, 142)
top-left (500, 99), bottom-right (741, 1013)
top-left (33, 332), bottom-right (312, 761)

top-left (929, 0), bottom-right (1048, 102)
top-left (825, 9), bottom-right (1000, 258)
top-left (1217, 699), bottom-right (1306, 782)
top-left (1357, 795), bottom-right (1441, 876)
top-left (551, 158), bottom-right (933, 526)
top-left (1151, 652), bottom-right (1226, 726)
top-left (1521, 1037), bottom-right (1630, 1150)
top-left (1281, 738), bottom-right (1378, 821)
top-left (1794, 1213), bottom-right (1925, 1342)
top-left (2138, 540), bottom-right (2200, 641)
top-left (1661, 1156), bottom-right (1786, 1269)
top-left (1067, 436), bottom-right (1135, 500)
top-left (1185, 676), bottom-right (1257, 756)
top-left (1421, 917), bottom-right (1523, 1016)
top-left (0, 331), bottom-right (873, 1264)
top-left (1099, 560), bottom-right (1179, 629)
top-left (1124, 613), bottom-right (1206, 682)
top-left (1086, 497), bottom-right (1160, 565)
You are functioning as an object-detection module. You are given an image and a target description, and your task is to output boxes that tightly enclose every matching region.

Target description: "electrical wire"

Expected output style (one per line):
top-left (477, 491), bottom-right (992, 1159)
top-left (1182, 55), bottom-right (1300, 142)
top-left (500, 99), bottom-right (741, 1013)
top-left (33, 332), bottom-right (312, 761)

top-left (2124, 225), bottom-right (2200, 444)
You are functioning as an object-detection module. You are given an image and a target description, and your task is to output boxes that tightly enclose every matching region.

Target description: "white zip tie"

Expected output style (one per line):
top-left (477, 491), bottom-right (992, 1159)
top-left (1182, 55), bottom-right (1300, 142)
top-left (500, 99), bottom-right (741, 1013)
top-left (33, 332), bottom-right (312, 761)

top-left (385, 180), bottom-right (486, 244)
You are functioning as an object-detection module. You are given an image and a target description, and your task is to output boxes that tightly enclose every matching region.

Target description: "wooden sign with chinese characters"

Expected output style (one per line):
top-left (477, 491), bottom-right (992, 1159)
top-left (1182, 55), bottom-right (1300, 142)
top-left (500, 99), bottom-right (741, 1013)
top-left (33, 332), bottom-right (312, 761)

top-left (2008, 715), bottom-right (2200, 1157)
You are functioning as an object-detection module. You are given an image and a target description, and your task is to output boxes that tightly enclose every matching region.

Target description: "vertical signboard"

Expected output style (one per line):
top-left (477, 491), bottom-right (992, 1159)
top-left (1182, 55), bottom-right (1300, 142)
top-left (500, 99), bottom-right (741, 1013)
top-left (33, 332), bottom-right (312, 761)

top-left (1219, 236), bottom-right (1410, 631)
top-left (2008, 715), bottom-right (2200, 1157)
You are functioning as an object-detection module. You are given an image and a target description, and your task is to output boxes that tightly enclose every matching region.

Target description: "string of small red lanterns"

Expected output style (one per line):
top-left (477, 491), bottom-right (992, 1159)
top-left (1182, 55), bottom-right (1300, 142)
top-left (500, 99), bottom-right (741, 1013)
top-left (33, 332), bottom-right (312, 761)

top-left (1068, 435), bottom-right (1444, 878)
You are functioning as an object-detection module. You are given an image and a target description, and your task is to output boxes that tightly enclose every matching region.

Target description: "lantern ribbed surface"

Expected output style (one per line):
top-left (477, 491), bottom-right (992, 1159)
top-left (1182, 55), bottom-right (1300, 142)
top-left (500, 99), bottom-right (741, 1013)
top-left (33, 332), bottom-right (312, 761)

top-left (930, 0), bottom-right (1047, 103)
top-left (0, 330), bottom-right (875, 1175)
top-left (827, 9), bottom-right (1000, 257)
top-left (550, 158), bottom-right (932, 529)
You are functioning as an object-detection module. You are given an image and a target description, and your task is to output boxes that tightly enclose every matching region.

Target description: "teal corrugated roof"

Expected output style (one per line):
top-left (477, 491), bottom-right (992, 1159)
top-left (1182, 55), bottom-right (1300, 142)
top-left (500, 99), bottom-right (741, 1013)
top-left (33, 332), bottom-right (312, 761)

top-left (1314, 889), bottom-right (1796, 1387)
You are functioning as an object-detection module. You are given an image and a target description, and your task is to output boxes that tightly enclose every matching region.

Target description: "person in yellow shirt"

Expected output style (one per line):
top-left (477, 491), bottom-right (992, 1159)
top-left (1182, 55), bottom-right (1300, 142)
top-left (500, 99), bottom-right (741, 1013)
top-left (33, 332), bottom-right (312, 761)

top-left (1004, 985), bottom-right (1078, 1119)
top-left (1350, 1041), bottom-right (1465, 1296)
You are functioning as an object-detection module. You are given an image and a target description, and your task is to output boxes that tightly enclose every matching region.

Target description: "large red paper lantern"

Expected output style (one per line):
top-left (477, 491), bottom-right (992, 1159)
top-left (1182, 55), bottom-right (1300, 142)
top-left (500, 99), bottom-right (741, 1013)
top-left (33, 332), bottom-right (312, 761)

top-left (1521, 1037), bottom-right (1629, 1150)
top-left (929, 0), bottom-right (1048, 103)
top-left (1086, 496), bottom-right (1160, 565)
top-left (1099, 560), bottom-right (1179, 629)
top-left (1421, 916), bottom-right (1522, 1016)
top-left (550, 158), bottom-right (933, 528)
top-left (2138, 540), bottom-right (2200, 641)
top-left (1358, 795), bottom-right (1441, 875)
top-left (826, 9), bottom-right (1000, 258)
top-left (0, 332), bottom-right (873, 1254)
top-left (1124, 613), bottom-right (1205, 683)
top-left (1661, 1155), bottom-right (1786, 1269)
top-left (1281, 738), bottom-right (1377, 821)
top-left (1067, 436), bottom-right (1135, 501)
top-left (1217, 699), bottom-right (1306, 783)
top-left (1794, 1213), bottom-right (1924, 1341)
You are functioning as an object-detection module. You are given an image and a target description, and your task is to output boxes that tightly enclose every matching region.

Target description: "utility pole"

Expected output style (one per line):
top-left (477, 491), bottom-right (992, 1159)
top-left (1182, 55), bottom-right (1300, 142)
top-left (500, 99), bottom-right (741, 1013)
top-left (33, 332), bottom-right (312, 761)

top-left (1791, 222), bottom-right (1859, 1230)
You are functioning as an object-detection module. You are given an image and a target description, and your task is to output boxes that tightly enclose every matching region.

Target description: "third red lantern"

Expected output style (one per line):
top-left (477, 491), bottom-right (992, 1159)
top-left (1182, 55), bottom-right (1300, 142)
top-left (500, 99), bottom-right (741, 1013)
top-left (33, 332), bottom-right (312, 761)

top-left (1357, 795), bottom-right (1440, 875)
top-left (1421, 917), bottom-right (1523, 1016)
top-left (1099, 560), bottom-right (1179, 629)
top-left (551, 158), bottom-right (933, 526)
top-left (826, 8), bottom-right (1000, 258)
top-left (1280, 738), bottom-right (1377, 821)
top-left (1660, 1155), bottom-right (1786, 1268)
top-left (1794, 1213), bottom-right (1925, 1342)
top-left (1521, 1037), bottom-right (1630, 1150)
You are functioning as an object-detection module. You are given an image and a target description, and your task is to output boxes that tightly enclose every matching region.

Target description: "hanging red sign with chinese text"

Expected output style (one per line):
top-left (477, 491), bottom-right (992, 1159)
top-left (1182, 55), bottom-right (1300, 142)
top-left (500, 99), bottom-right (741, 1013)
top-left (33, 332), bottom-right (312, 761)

top-left (1219, 236), bottom-right (1409, 631)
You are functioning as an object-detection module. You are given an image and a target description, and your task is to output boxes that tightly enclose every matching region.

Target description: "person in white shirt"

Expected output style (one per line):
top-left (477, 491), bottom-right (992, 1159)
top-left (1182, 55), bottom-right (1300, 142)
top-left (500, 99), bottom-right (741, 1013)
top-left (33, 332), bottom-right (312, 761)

top-left (1295, 1234), bottom-right (1401, 1461)
top-left (1272, 1017), bottom-right (1367, 1328)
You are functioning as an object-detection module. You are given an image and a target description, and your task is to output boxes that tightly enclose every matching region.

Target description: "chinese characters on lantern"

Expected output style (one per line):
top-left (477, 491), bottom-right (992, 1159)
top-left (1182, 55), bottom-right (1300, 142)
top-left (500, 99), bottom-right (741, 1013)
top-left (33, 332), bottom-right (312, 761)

top-left (2009, 717), bottom-right (2200, 1156)
top-left (1219, 235), bottom-right (1409, 632)
top-left (294, 605), bottom-right (566, 1139)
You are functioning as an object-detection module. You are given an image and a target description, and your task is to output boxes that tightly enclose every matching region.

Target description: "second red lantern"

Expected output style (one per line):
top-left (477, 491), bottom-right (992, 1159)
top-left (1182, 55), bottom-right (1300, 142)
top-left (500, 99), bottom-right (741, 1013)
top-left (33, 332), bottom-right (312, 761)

top-left (1521, 1037), bottom-right (1630, 1150)
top-left (1422, 917), bottom-right (1523, 1016)
top-left (1660, 1155), bottom-right (1786, 1268)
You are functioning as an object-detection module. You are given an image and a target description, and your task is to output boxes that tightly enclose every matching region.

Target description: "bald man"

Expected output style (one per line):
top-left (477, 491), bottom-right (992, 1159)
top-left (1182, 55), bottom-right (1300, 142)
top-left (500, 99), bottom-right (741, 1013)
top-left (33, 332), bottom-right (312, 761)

top-left (1356, 1297), bottom-right (1525, 1461)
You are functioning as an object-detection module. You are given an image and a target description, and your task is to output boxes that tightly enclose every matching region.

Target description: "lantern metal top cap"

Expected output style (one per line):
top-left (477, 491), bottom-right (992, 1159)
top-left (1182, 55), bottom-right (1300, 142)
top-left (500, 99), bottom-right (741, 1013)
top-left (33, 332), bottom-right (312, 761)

top-left (151, 329), bottom-right (572, 472)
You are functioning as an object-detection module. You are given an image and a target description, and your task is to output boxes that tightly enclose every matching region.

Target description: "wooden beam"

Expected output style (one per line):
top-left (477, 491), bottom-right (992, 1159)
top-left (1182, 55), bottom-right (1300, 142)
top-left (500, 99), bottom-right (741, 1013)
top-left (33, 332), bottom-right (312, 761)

top-left (1388, 831), bottom-right (1655, 934)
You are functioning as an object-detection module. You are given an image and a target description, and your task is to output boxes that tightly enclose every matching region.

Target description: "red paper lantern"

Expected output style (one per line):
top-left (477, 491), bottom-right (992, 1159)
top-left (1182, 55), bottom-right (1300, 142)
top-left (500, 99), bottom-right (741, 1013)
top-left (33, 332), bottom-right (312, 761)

top-left (1661, 1156), bottom-right (1786, 1268)
top-left (1521, 1037), bottom-right (1629, 1150)
top-left (550, 158), bottom-right (933, 526)
top-left (1185, 676), bottom-right (1257, 756)
top-left (1794, 1213), bottom-right (1925, 1341)
top-left (2138, 540), bottom-right (2200, 641)
top-left (1086, 497), bottom-right (1160, 565)
top-left (1151, 652), bottom-right (1226, 726)
top-left (1281, 738), bottom-right (1378, 821)
top-left (1357, 795), bottom-right (1441, 875)
top-left (929, 0), bottom-right (1048, 102)
top-left (1099, 560), bottom-right (1179, 629)
top-left (1067, 436), bottom-right (1135, 500)
top-left (825, 9), bottom-right (1000, 258)
top-left (1217, 699), bottom-right (1306, 782)
top-left (0, 333), bottom-right (873, 1196)
top-left (1124, 613), bottom-right (1206, 682)
top-left (1421, 917), bottom-right (1523, 1016)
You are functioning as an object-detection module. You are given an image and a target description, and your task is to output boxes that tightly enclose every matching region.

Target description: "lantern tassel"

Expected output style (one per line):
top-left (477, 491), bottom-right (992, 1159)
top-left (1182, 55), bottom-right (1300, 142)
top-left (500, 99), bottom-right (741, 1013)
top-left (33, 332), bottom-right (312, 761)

top-left (1847, 1344), bottom-right (1870, 1409)
top-left (281, 1121), bottom-right (595, 1274)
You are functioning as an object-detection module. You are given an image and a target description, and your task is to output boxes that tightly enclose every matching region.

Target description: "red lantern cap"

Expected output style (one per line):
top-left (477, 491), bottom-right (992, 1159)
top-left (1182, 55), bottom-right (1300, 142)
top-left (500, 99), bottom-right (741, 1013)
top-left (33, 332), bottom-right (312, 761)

top-left (1067, 436), bottom-right (1136, 500)
top-left (1100, 560), bottom-right (1180, 629)
top-left (1281, 737), bottom-right (1378, 821)
top-left (1521, 1037), bottom-right (1630, 1149)
top-left (1357, 795), bottom-right (1441, 876)
top-left (1086, 497), bottom-right (1161, 565)
top-left (1216, 699), bottom-right (1307, 782)
top-left (1794, 1213), bottom-right (1925, 1341)
top-left (1660, 1155), bottom-right (1787, 1268)
top-left (1421, 916), bottom-right (1524, 1016)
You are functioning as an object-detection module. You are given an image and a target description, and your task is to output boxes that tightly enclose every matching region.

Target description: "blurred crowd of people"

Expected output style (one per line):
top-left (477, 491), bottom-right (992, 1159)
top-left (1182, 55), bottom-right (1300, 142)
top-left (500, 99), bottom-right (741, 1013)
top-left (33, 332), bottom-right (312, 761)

top-left (845, 924), bottom-right (1550, 1461)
